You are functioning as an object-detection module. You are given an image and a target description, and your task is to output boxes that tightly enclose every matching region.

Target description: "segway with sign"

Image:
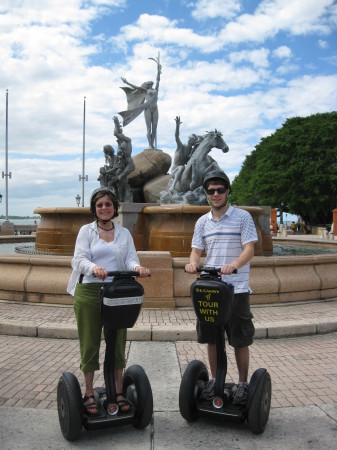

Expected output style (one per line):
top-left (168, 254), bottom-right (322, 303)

top-left (57, 271), bottom-right (153, 441)
top-left (179, 268), bottom-right (271, 434)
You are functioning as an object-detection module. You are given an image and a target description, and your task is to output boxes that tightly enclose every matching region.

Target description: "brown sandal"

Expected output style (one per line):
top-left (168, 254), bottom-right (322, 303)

top-left (116, 393), bottom-right (131, 413)
top-left (83, 394), bottom-right (99, 416)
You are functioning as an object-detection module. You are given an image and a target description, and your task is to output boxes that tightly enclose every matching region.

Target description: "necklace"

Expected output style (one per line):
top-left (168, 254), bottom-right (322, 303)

top-left (97, 222), bottom-right (114, 231)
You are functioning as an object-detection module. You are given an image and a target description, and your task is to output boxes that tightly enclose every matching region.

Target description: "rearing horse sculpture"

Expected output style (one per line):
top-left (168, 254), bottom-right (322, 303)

top-left (168, 130), bottom-right (229, 193)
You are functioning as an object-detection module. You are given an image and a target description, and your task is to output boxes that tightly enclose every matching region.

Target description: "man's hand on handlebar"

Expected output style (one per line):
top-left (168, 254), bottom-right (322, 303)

top-left (185, 263), bottom-right (199, 274)
top-left (220, 264), bottom-right (238, 275)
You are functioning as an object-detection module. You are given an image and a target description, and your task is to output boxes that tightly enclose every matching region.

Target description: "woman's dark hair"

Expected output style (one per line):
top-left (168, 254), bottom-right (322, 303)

top-left (90, 187), bottom-right (119, 218)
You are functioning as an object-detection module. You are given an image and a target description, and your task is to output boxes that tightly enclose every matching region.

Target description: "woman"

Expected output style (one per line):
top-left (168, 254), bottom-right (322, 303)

top-left (67, 187), bottom-right (151, 415)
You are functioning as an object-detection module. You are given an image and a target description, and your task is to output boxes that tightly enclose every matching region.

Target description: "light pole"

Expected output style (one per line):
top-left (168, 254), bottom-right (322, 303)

top-left (78, 96), bottom-right (88, 207)
top-left (75, 194), bottom-right (81, 207)
top-left (279, 202), bottom-right (285, 225)
top-left (2, 90), bottom-right (11, 221)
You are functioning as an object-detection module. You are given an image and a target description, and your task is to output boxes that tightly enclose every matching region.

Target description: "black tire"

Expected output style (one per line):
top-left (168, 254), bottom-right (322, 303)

top-left (123, 364), bottom-right (153, 429)
top-left (57, 372), bottom-right (83, 441)
top-left (179, 360), bottom-right (209, 422)
top-left (247, 371), bottom-right (272, 434)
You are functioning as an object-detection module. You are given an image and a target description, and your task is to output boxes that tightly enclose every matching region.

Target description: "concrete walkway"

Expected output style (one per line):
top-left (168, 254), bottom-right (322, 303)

top-left (1, 336), bottom-right (336, 449)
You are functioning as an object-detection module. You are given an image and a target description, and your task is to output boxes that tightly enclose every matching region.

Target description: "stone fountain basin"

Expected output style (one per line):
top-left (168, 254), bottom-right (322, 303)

top-left (0, 205), bottom-right (332, 308)
top-left (0, 250), bottom-right (336, 308)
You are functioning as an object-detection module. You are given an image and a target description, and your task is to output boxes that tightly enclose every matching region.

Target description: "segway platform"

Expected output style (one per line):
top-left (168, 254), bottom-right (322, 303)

top-left (179, 268), bottom-right (271, 434)
top-left (57, 271), bottom-right (153, 441)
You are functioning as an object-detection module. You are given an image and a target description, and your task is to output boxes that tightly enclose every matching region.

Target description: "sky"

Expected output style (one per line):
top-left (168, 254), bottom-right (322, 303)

top-left (0, 0), bottom-right (336, 216)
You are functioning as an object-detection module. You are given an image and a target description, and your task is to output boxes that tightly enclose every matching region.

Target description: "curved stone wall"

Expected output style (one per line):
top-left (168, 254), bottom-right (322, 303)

top-left (0, 252), bottom-right (336, 308)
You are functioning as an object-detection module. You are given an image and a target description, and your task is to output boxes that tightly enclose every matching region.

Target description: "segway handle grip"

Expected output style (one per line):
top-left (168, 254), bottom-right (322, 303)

top-left (196, 267), bottom-right (237, 274)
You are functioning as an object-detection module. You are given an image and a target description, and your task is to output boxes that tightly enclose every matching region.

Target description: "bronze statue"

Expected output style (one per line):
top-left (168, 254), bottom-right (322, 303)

top-left (98, 145), bottom-right (116, 188)
top-left (108, 116), bottom-right (135, 202)
top-left (167, 129), bottom-right (228, 199)
top-left (119, 55), bottom-right (161, 149)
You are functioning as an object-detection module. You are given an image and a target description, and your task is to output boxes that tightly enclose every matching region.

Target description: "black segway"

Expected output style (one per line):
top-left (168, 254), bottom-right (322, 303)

top-left (57, 271), bottom-right (153, 441)
top-left (179, 267), bottom-right (271, 434)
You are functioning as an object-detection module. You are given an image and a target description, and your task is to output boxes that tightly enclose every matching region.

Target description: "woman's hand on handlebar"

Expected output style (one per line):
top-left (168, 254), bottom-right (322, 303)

top-left (92, 265), bottom-right (108, 280)
top-left (185, 262), bottom-right (199, 274)
top-left (135, 265), bottom-right (151, 278)
top-left (220, 264), bottom-right (238, 276)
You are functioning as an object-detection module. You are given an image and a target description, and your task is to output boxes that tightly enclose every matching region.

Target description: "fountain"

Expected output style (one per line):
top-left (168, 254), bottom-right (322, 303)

top-left (1, 199), bottom-right (332, 309)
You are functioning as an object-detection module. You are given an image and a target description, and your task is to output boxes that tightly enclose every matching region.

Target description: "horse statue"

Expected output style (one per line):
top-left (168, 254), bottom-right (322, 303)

top-left (168, 129), bottom-right (229, 195)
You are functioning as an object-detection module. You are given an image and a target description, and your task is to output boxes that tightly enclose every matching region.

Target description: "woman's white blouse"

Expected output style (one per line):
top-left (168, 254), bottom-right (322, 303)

top-left (67, 221), bottom-right (140, 296)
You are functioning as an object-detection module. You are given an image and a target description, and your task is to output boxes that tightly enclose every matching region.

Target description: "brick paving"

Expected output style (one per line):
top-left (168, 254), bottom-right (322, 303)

top-left (1, 285), bottom-right (337, 413)
top-left (176, 333), bottom-right (337, 409)
top-left (0, 333), bottom-right (336, 411)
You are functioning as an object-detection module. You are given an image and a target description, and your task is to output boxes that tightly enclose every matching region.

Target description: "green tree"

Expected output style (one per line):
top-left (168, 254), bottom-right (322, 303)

top-left (231, 112), bottom-right (337, 225)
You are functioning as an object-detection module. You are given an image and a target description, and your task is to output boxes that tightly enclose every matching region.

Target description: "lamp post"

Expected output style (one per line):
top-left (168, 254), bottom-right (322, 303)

top-left (2, 90), bottom-right (11, 221)
top-left (279, 202), bottom-right (285, 225)
top-left (75, 194), bottom-right (81, 207)
top-left (78, 96), bottom-right (88, 207)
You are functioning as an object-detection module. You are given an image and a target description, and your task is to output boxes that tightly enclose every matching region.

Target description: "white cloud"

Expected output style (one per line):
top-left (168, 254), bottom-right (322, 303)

top-left (191, 0), bottom-right (241, 21)
top-left (318, 39), bottom-right (329, 49)
top-left (229, 48), bottom-right (270, 68)
top-left (219, 0), bottom-right (336, 44)
top-left (272, 45), bottom-right (292, 59)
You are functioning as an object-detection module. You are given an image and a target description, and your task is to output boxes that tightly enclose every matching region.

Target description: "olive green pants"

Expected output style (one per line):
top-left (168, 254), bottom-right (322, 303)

top-left (74, 283), bottom-right (126, 372)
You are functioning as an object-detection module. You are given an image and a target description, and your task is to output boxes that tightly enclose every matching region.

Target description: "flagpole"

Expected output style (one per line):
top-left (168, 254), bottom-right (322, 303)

top-left (2, 89), bottom-right (12, 221)
top-left (82, 96), bottom-right (86, 207)
top-left (79, 96), bottom-right (88, 206)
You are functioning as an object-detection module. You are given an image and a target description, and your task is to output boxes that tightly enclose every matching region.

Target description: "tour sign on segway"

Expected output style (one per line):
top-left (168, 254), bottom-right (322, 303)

top-left (57, 271), bottom-right (153, 441)
top-left (179, 267), bottom-right (271, 434)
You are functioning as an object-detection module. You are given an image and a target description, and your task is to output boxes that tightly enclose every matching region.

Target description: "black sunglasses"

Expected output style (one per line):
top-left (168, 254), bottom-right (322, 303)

top-left (206, 187), bottom-right (227, 195)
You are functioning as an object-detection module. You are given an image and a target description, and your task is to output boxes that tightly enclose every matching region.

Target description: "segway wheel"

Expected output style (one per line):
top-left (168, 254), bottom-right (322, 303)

top-left (179, 360), bottom-right (209, 422)
top-left (57, 372), bottom-right (83, 441)
top-left (123, 364), bottom-right (153, 429)
top-left (247, 371), bottom-right (272, 434)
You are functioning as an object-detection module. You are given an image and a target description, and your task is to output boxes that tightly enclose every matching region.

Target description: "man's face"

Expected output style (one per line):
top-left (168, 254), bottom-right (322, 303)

top-left (205, 182), bottom-right (229, 210)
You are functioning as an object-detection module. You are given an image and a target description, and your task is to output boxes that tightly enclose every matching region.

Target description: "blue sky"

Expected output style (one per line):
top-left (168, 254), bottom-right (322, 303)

top-left (0, 0), bottom-right (336, 215)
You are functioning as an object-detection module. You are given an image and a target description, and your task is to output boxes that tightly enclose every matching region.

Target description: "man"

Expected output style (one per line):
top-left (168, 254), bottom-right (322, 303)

top-left (185, 170), bottom-right (257, 405)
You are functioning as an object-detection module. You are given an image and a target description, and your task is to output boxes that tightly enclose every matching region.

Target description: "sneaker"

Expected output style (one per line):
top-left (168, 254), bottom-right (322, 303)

top-left (200, 378), bottom-right (215, 400)
top-left (233, 382), bottom-right (248, 405)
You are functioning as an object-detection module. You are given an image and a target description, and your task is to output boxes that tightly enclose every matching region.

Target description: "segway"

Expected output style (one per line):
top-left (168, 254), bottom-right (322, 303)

top-left (179, 268), bottom-right (271, 434)
top-left (57, 271), bottom-right (153, 441)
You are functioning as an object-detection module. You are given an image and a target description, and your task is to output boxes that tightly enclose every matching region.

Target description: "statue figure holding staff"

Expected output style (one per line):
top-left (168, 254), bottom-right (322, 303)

top-left (119, 54), bottom-right (162, 149)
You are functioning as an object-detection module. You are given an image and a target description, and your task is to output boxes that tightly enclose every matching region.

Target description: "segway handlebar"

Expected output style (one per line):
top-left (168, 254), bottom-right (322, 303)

top-left (106, 270), bottom-right (140, 277)
top-left (196, 267), bottom-right (237, 275)
top-left (92, 270), bottom-right (140, 278)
